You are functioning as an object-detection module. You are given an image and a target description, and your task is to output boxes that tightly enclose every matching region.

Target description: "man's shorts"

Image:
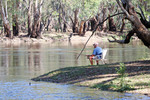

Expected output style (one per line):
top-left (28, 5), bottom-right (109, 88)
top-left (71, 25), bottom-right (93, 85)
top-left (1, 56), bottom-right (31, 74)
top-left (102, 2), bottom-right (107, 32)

top-left (93, 55), bottom-right (102, 60)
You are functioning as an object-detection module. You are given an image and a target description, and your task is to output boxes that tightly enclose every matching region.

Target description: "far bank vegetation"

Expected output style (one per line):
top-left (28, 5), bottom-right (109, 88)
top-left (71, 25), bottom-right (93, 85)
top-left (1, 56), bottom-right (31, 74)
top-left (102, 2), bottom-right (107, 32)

top-left (0, 0), bottom-right (149, 47)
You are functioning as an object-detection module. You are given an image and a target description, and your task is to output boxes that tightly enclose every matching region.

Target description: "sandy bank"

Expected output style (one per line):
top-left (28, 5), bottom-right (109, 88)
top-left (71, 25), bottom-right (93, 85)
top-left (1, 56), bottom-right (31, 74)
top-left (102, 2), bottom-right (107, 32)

top-left (0, 31), bottom-right (126, 46)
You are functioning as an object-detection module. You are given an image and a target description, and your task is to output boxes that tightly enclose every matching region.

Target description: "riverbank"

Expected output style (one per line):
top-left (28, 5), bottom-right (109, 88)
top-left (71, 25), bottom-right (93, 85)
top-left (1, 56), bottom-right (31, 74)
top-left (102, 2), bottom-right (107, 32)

top-left (0, 31), bottom-right (137, 46)
top-left (32, 60), bottom-right (150, 97)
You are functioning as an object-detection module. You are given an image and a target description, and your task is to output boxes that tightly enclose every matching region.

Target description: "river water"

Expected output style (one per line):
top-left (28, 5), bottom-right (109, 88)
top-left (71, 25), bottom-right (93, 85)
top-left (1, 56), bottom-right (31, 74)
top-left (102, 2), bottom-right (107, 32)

top-left (0, 41), bottom-right (150, 99)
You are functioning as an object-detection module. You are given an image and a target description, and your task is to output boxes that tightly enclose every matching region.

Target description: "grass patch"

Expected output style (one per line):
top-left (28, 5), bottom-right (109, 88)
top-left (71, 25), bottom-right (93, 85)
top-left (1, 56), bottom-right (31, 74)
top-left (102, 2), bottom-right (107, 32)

top-left (91, 63), bottom-right (134, 92)
top-left (92, 78), bottom-right (135, 92)
top-left (32, 65), bottom-right (109, 83)
top-left (92, 83), bottom-right (115, 90)
top-left (32, 60), bottom-right (150, 95)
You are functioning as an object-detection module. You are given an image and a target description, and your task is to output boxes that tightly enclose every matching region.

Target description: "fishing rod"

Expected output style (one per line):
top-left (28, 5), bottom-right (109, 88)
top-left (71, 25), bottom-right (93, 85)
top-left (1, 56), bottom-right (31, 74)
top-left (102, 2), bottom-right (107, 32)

top-left (77, 12), bottom-right (124, 59)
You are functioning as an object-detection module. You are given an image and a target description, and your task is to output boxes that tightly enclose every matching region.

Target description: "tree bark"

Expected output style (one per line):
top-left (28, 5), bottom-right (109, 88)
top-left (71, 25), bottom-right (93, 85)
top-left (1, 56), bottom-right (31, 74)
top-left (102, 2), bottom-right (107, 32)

top-left (114, 0), bottom-right (150, 48)
top-left (78, 20), bottom-right (84, 35)
top-left (102, 8), bottom-right (107, 32)
top-left (108, 14), bottom-right (116, 31)
top-left (82, 21), bottom-right (88, 35)
top-left (12, 0), bottom-right (20, 36)
top-left (0, 0), bottom-right (12, 38)
top-left (31, 0), bottom-right (43, 38)
top-left (27, 0), bottom-right (33, 36)
top-left (137, 6), bottom-right (150, 28)
top-left (90, 16), bottom-right (97, 31)
top-left (120, 17), bottom-right (125, 33)
top-left (72, 9), bottom-right (79, 33)
top-left (26, 0), bottom-right (43, 38)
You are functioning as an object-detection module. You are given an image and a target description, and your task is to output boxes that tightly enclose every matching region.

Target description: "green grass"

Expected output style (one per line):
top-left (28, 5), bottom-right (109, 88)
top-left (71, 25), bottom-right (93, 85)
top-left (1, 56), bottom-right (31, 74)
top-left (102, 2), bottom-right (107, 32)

top-left (32, 60), bottom-right (150, 94)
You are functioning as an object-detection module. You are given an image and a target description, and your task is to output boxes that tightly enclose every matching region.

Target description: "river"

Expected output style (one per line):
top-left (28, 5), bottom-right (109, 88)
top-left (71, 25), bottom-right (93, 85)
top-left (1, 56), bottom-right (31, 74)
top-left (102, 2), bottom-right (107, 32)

top-left (0, 41), bottom-right (150, 99)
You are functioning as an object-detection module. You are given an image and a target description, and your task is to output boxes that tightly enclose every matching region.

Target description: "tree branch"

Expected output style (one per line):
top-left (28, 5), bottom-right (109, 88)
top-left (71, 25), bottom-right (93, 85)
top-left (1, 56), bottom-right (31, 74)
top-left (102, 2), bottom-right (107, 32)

top-left (136, 6), bottom-right (150, 28)
top-left (108, 29), bottom-right (135, 44)
top-left (116, 0), bottom-right (130, 18)
top-left (69, 16), bottom-right (74, 24)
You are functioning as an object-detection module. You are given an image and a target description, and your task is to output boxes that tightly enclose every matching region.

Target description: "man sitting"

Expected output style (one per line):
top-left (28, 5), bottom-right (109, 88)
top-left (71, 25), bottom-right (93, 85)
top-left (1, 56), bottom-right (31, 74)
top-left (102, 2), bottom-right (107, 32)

top-left (88, 42), bottom-right (102, 65)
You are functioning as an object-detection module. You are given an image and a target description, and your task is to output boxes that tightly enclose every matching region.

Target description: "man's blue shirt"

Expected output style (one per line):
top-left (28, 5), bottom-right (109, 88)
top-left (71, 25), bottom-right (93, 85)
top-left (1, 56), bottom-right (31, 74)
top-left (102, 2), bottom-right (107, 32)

top-left (92, 46), bottom-right (102, 55)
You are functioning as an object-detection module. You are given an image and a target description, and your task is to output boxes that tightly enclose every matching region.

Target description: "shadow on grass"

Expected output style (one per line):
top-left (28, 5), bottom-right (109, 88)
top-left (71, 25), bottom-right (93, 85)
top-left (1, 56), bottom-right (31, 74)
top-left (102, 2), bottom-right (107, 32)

top-left (32, 60), bottom-right (150, 85)
top-left (31, 64), bottom-right (116, 83)
top-left (134, 82), bottom-right (150, 87)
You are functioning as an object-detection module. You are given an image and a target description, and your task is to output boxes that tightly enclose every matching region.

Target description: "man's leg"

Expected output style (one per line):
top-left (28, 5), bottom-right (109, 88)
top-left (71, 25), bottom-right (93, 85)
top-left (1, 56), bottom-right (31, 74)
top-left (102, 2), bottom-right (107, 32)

top-left (89, 55), bottom-right (94, 65)
top-left (96, 60), bottom-right (99, 65)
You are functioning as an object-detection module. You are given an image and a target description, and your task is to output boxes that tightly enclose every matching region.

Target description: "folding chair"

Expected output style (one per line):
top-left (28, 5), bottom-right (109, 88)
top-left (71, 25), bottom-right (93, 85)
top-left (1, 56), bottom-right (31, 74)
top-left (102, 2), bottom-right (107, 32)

top-left (86, 48), bottom-right (108, 65)
top-left (101, 49), bottom-right (108, 64)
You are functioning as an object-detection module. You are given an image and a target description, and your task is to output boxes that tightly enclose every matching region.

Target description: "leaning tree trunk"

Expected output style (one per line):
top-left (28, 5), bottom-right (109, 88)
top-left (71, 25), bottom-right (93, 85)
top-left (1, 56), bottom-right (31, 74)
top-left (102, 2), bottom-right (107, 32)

top-left (111, 0), bottom-right (150, 48)
top-left (0, 0), bottom-right (12, 38)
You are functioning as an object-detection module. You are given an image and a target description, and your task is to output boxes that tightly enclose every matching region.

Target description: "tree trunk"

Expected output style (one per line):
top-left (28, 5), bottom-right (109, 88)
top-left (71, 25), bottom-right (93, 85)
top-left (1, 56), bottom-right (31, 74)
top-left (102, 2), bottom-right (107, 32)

top-left (27, 0), bottom-right (33, 36)
top-left (90, 16), bottom-right (97, 31)
top-left (32, 10), bottom-right (40, 38)
top-left (29, 0), bottom-right (43, 38)
top-left (62, 10), bottom-right (67, 32)
top-left (0, 0), bottom-right (12, 38)
top-left (82, 21), bottom-right (88, 35)
top-left (113, 0), bottom-right (150, 48)
top-left (12, 15), bottom-right (19, 36)
top-left (26, 0), bottom-right (43, 38)
top-left (46, 19), bottom-right (51, 31)
top-left (108, 14), bottom-right (116, 31)
top-left (63, 23), bottom-right (67, 32)
top-left (102, 8), bottom-right (107, 32)
top-left (12, 0), bottom-right (19, 36)
top-left (120, 17), bottom-right (125, 33)
top-left (72, 9), bottom-right (79, 33)
top-left (79, 20), bottom-right (84, 35)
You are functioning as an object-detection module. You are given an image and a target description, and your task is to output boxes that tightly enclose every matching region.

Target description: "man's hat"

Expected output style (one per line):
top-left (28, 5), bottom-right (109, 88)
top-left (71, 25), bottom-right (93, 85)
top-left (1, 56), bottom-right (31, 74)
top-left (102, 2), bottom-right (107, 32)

top-left (93, 42), bottom-right (98, 45)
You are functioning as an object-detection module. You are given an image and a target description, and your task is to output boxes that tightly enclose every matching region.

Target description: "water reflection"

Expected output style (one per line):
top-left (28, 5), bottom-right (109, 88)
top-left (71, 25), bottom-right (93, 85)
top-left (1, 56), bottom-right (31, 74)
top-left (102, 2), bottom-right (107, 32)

top-left (0, 42), bottom-right (150, 99)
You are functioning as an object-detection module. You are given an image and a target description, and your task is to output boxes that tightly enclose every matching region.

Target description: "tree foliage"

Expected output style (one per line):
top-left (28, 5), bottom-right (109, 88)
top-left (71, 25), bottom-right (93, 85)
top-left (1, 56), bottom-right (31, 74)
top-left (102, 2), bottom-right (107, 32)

top-left (0, 0), bottom-right (149, 41)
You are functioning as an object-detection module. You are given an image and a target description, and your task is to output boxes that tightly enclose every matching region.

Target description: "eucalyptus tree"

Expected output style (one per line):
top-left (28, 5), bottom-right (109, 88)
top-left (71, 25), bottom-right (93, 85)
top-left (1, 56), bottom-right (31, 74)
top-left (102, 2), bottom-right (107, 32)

top-left (109, 0), bottom-right (150, 48)
top-left (68, 0), bottom-right (104, 34)
top-left (23, 0), bottom-right (44, 38)
top-left (12, 0), bottom-right (20, 36)
top-left (0, 0), bottom-right (12, 38)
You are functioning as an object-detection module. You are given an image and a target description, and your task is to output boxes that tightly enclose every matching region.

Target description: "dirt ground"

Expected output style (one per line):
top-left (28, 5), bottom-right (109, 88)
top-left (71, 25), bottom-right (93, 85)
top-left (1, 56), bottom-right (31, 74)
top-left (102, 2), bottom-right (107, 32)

top-left (0, 31), bottom-right (123, 46)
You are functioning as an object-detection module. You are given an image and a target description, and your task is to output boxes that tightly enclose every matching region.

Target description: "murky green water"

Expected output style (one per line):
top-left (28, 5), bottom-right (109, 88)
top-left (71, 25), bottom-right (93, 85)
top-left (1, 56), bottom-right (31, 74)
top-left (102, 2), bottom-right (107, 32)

top-left (0, 41), bottom-right (150, 99)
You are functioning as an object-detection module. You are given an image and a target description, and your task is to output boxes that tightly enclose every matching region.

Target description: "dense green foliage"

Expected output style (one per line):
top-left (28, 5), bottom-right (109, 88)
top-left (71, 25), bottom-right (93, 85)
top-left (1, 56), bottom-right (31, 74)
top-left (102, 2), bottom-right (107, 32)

top-left (0, 0), bottom-right (149, 33)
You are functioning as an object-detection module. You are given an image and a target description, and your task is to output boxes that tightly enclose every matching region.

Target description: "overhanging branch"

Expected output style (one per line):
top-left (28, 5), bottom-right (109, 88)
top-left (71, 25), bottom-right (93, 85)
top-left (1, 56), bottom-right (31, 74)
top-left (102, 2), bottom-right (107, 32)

top-left (108, 29), bottom-right (135, 44)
